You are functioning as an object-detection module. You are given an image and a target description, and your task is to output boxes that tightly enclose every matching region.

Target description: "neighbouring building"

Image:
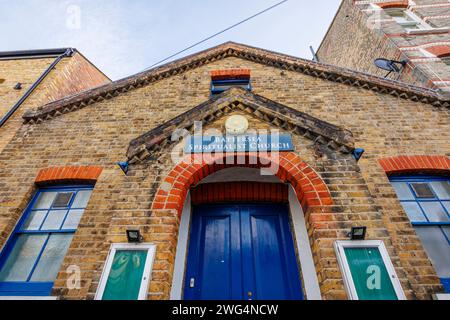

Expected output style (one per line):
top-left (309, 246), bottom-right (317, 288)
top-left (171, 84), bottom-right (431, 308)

top-left (0, 48), bottom-right (111, 153)
top-left (0, 42), bottom-right (448, 300)
top-left (317, 0), bottom-right (450, 96)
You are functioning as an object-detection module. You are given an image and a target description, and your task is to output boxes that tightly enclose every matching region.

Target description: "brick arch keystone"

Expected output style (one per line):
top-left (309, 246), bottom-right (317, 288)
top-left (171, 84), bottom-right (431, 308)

top-left (379, 155), bottom-right (450, 175)
top-left (152, 152), bottom-right (332, 217)
top-left (35, 165), bottom-right (103, 186)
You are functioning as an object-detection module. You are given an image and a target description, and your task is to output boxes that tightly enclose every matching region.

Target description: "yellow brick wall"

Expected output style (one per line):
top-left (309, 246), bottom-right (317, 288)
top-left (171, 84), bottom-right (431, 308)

top-left (0, 57), bottom-right (55, 119)
top-left (0, 52), bottom-right (110, 153)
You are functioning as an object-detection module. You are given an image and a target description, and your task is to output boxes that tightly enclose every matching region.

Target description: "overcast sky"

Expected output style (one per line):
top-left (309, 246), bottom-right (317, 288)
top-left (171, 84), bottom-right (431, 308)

top-left (0, 0), bottom-right (341, 80)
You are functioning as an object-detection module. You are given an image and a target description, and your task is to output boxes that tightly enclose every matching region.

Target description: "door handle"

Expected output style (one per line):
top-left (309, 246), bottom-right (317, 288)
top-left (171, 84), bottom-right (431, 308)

top-left (190, 278), bottom-right (195, 288)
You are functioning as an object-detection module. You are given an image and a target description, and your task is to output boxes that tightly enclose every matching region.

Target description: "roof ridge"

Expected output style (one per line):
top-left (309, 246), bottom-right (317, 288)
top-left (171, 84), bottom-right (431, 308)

top-left (22, 42), bottom-right (449, 124)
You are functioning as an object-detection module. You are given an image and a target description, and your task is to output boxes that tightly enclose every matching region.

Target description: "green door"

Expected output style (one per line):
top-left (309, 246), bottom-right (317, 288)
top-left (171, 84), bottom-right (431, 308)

top-left (101, 250), bottom-right (148, 300)
top-left (344, 247), bottom-right (398, 300)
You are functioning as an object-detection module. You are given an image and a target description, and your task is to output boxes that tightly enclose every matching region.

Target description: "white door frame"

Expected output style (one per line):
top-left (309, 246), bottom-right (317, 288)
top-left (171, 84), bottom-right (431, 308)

top-left (170, 192), bottom-right (192, 300)
top-left (95, 243), bottom-right (156, 300)
top-left (169, 186), bottom-right (322, 300)
top-left (334, 240), bottom-right (406, 300)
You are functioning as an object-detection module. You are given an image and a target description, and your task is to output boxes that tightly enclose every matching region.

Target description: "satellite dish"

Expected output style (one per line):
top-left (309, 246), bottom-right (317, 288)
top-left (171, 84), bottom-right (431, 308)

top-left (374, 58), bottom-right (408, 78)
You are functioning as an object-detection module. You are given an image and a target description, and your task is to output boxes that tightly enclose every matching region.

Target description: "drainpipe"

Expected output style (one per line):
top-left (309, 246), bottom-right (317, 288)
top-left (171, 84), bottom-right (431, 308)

top-left (0, 48), bottom-right (74, 127)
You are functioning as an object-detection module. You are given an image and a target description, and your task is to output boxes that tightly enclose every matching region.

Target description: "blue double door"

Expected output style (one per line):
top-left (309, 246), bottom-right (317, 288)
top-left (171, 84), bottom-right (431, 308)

top-left (184, 203), bottom-right (303, 300)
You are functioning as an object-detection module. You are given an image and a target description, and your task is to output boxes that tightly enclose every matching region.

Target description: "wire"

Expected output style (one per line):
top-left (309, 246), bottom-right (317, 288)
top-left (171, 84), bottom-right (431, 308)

top-left (141, 0), bottom-right (289, 72)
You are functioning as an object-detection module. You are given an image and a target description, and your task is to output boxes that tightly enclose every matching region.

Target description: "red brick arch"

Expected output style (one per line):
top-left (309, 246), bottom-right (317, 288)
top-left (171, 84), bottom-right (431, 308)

top-left (376, 1), bottom-right (409, 9)
top-left (152, 152), bottom-right (332, 217)
top-left (425, 45), bottom-right (450, 58)
top-left (35, 165), bottom-right (103, 186)
top-left (379, 155), bottom-right (450, 175)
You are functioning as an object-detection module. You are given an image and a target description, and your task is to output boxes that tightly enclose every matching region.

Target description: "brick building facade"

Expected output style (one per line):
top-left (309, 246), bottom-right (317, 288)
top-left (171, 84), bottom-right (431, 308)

top-left (0, 48), bottom-right (111, 153)
top-left (0, 42), bottom-right (448, 300)
top-left (317, 0), bottom-right (450, 96)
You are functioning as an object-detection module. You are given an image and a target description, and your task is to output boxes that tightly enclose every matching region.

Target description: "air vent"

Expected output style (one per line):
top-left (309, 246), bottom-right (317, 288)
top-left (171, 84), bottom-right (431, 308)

top-left (411, 183), bottom-right (435, 198)
top-left (52, 192), bottom-right (75, 208)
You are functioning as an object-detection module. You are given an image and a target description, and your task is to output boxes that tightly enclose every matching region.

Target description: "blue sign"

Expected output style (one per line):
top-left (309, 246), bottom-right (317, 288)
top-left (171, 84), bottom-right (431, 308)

top-left (184, 134), bottom-right (294, 153)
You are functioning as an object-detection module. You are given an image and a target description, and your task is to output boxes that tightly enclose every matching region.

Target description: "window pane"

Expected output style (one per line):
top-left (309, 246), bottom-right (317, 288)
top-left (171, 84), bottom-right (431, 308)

top-left (0, 234), bottom-right (47, 281)
top-left (415, 226), bottom-right (450, 278)
top-left (391, 182), bottom-right (414, 200)
top-left (72, 190), bottom-right (92, 208)
top-left (430, 181), bottom-right (450, 200)
top-left (443, 226), bottom-right (450, 241)
top-left (411, 183), bottom-right (435, 198)
top-left (442, 57), bottom-right (450, 66)
top-left (404, 24), bottom-right (420, 30)
top-left (400, 202), bottom-right (427, 222)
top-left (32, 192), bottom-right (57, 209)
top-left (444, 202), bottom-right (450, 216)
top-left (102, 250), bottom-right (148, 300)
top-left (21, 210), bottom-right (47, 230)
top-left (62, 209), bottom-right (84, 230)
top-left (52, 192), bottom-right (74, 208)
top-left (41, 210), bottom-right (67, 230)
top-left (392, 14), bottom-right (413, 23)
top-left (30, 234), bottom-right (73, 282)
top-left (420, 202), bottom-right (450, 222)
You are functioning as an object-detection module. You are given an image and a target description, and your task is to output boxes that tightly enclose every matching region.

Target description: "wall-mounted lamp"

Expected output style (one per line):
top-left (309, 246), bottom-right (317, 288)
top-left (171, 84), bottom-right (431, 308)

top-left (353, 148), bottom-right (365, 162)
top-left (348, 226), bottom-right (367, 240)
top-left (117, 161), bottom-right (129, 175)
top-left (126, 229), bottom-right (143, 243)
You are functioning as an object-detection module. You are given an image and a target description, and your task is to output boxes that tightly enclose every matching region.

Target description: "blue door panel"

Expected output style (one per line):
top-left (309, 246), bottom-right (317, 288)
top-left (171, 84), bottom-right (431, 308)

top-left (198, 216), bottom-right (231, 299)
top-left (250, 214), bottom-right (287, 299)
top-left (242, 205), bottom-right (303, 300)
top-left (184, 203), bottom-right (303, 300)
top-left (184, 206), bottom-right (242, 300)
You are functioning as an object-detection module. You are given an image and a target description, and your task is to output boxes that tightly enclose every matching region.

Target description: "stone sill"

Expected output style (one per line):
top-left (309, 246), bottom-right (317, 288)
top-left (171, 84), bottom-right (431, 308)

top-left (407, 27), bottom-right (450, 35)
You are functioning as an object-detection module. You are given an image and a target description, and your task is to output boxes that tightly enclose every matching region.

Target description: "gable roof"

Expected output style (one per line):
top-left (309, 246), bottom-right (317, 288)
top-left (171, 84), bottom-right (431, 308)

top-left (22, 42), bottom-right (449, 124)
top-left (126, 87), bottom-right (354, 164)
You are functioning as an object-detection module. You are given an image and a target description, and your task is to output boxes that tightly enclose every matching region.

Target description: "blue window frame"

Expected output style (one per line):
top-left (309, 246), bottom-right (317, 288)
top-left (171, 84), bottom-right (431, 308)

top-left (390, 175), bottom-right (450, 293)
top-left (0, 185), bottom-right (93, 296)
top-left (210, 79), bottom-right (252, 95)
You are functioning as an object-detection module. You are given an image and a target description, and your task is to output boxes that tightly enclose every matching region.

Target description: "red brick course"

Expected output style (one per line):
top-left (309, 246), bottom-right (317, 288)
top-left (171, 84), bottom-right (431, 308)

top-left (379, 155), bottom-right (450, 175)
top-left (425, 45), bottom-right (450, 58)
top-left (191, 182), bottom-right (289, 205)
top-left (377, 1), bottom-right (409, 9)
top-left (210, 68), bottom-right (251, 80)
top-left (35, 165), bottom-right (103, 185)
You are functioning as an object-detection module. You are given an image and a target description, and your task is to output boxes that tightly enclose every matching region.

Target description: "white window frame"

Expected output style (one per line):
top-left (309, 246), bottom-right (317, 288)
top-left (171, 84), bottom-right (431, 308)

top-left (94, 243), bottom-right (156, 300)
top-left (384, 8), bottom-right (431, 31)
top-left (334, 240), bottom-right (406, 300)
